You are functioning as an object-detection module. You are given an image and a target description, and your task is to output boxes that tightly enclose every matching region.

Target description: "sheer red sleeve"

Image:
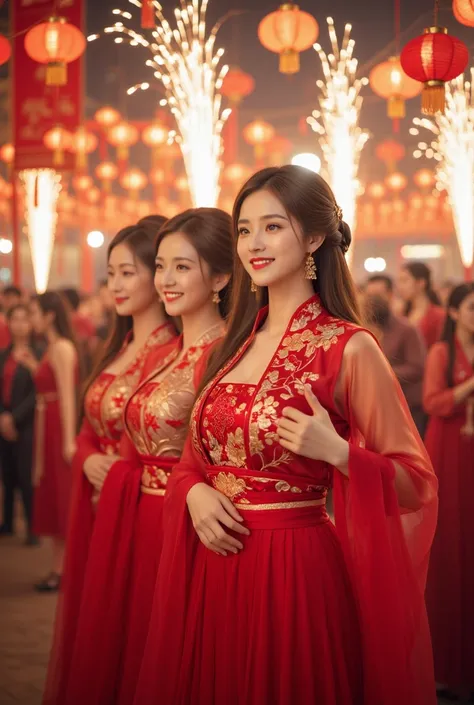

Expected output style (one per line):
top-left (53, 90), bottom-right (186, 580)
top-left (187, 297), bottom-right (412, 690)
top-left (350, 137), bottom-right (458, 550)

top-left (333, 331), bottom-right (438, 705)
top-left (423, 342), bottom-right (456, 417)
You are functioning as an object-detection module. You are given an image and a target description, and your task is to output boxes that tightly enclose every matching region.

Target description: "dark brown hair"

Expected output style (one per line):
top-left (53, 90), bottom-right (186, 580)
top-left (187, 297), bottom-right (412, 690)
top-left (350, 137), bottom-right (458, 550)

top-left (442, 282), bottom-right (474, 387)
top-left (155, 207), bottom-right (233, 319)
top-left (402, 261), bottom-right (440, 315)
top-left (200, 165), bottom-right (361, 390)
top-left (83, 221), bottom-right (168, 398)
top-left (35, 291), bottom-right (76, 343)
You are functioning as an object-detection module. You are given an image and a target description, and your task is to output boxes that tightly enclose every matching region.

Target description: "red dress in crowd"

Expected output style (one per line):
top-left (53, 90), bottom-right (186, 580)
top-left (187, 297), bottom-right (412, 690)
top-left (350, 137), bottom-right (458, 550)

top-left (424, 341), bottom-right (474, 691)
top-left (32, 356), bottom-right (76, 538)
top-left (134, 295), bottom-right (438, 705)
top-left (43, 322), bottom-right (176, 705)
top-left (417, 304), bottom-right (445, 350)
top-left (46, 323), bottom-right (223, 705)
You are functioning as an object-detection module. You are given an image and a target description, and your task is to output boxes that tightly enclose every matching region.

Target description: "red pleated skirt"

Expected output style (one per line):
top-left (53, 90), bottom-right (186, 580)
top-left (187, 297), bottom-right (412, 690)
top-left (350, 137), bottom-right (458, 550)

top-left (117, 492), bottom-right (164, 705)
top-left (164, 505), bottom-right (363, 705)
top-left (33, 400), bottom-right (72, 539)
top-left (425, 414), bottom-right (474, 690)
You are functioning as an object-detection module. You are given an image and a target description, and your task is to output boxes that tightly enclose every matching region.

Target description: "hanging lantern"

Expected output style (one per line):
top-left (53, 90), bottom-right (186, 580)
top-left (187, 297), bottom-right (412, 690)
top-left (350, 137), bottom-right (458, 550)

top-left (24, 16), bottom-right (86, 86)
top-left (385, 171), bottom-right (408, 192)
top-left (94, 106), bottom-right (121, 129)
top-left (107, 122), bottom-right (139, 161)
top-left (375, 139), bottom-right (405, 171)
top-left (243, 119), bottom-right (275, 161)
top-left (367, 182), bottom-right (386, 199)
top-left (413, 168), bottom-right (436, 189)
top-left (453, 0), bottom-right (474, 26)
top-left (149, 167), bottom-right (166, 186)
top-left (69, 127), bottom-right (98, 169)
top-left (43, 125), bottom-right (73, 166)
top-left (119, 168), bottom-right (147, 198)
top-left (142, 122), bottom-right (168, 167)
top-left (0, 143), bottom-right (15, 165)
top-left (369, 56), bottom-right (422, 123)
top-left (409, 192), bottom-right (424, 210)
top-left (0, 35), bottom-right (11, 66)
top-left (400, 27), bottom-right (468, 115)
top-left (86, 187), bottom-right (101, 205)
top-left (73, 174), bottom-right (93, 193)
top-left (223, 163), bottom-right (253, 185)
top-left (221, 67), bottom-right (255, 105)
top-left (141, 0), bottom-right (155, 29)
top-left (95, 161), bottom-right (119, 191)
top-left (258, 3), bottom-right (319, 74)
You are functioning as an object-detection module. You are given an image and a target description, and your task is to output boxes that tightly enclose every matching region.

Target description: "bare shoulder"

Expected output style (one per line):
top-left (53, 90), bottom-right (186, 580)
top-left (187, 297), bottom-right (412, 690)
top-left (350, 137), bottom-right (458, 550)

top-left (342, 329), bottom-right (380, 359)
top-left (50, 338), bottom-right (76, 363)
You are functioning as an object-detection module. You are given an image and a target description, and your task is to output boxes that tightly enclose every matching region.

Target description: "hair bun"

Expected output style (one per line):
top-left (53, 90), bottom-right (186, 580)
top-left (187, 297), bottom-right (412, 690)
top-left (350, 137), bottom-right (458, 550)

top-left (338, 220), bottom-right (352, 253)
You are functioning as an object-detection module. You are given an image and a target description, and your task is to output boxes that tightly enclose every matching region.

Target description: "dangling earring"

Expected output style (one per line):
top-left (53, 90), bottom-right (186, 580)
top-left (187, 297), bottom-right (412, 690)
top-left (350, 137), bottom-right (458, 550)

top-left (251, 280), bottom-right (257, 293)
top-left (212, 291), bottom-right (220, 304)
top-left (304, 253), bottom-right (317, 280)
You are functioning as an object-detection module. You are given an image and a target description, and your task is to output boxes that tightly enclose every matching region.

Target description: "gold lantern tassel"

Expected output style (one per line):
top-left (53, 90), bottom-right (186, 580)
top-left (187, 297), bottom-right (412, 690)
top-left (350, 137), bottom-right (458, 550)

top-left (46, 62), bottom-right (67, 86)
top-left (53, 148), bottom-right (64, 167)
top-left (279, 49), bottom-right (300, 74)
top-left (387, 95), bottom-right (406, 119)
top-left (422, 81), bottom-right (446, 115)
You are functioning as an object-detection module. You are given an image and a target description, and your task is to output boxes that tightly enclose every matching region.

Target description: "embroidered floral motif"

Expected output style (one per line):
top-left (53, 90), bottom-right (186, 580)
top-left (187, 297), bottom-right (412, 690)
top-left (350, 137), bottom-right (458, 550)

top-left (289, 301), bottom-right (322, 331)
top-left (212, 472), bottom-right (249, 500)
top-left (226, 428), bottom-right (247, 468)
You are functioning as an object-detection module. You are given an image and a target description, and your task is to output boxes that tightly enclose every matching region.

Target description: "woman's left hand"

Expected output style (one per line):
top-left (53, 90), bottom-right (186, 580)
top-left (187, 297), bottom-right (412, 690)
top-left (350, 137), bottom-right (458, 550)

top-left (63, 440), bottom-right (77, 465)
top-left (277, 384), bottom-right (349, 468)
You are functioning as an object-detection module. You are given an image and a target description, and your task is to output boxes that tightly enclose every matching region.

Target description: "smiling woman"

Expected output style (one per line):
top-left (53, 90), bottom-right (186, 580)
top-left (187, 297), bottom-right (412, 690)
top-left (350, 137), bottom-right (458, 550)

top-left (44, 208), bottom-right (234, 705)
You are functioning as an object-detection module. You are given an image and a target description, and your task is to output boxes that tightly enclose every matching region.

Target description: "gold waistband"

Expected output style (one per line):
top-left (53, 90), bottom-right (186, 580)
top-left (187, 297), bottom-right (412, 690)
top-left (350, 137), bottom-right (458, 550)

top-left (235, 497), bottom-right (326, 511)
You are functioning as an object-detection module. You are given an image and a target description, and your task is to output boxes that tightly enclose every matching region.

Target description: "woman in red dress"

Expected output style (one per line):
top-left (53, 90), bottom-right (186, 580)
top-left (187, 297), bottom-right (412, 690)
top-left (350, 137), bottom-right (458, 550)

top-left (43, 218), bottom-right (176, 703)
top-left (45, 208), bottom-right (233, 705)
top-left (424, 282), bottom-right (474, 700)
top-left (398, 261), bottom-right (445, 349)
top-left (21, 292), bottom-right (79, 591)
top-left (135, 167), bottom-right (438, 705)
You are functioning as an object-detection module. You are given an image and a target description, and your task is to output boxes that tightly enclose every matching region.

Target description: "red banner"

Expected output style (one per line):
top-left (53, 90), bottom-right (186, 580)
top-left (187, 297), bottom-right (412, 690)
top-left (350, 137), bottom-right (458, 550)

top-left (12, 0), bottom-right (85, 171)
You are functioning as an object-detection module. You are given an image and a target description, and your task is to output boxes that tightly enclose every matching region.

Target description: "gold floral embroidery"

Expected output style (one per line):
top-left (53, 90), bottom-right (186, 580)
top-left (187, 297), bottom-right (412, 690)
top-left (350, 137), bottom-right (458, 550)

top-left (226, 428), bottom-right (247, 468)
top-left (212, 472), bottom-right (249, 500)
top-left (275, 480), bottom-right (303, 493)
top-left (290, 301), bottom-right (322, 331)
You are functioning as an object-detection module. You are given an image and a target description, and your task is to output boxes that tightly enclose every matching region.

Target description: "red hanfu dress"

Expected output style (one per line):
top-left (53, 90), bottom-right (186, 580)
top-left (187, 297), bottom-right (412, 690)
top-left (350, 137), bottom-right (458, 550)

top-left (32, 356), bottom-right (77, 538)
top-left (424, 341), bottom-right (474, 691)
top-left (47, 323), bottom-right (223, 705)
top-left (43, 322), bottom-right (176, 705)
top-left (134, 295), bottom-right (438, 705)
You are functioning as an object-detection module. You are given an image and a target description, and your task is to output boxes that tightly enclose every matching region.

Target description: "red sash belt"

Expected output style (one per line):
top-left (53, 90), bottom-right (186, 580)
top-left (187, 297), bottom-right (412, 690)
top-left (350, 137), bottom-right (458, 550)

top-left (206, 465), bottom-right (330, 529)
top-left (139, 454), bottom-right (178, 495)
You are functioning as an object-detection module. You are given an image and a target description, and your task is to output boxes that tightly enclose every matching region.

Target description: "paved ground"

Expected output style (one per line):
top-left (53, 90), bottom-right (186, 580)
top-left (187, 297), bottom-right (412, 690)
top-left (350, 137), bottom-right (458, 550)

top-left (0, 532), bottom-right (56, 705)
top-left (0, 521), bottom-right (464, 705)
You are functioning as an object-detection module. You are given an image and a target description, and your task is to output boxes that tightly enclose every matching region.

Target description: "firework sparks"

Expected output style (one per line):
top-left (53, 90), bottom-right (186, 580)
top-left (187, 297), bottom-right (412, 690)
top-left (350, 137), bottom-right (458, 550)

top-left (411, 70), bottom-right (474, 270)
top-left (104, 0), bottom-right (231, 207)
top-left (308, 18), bottom-right (369, 258)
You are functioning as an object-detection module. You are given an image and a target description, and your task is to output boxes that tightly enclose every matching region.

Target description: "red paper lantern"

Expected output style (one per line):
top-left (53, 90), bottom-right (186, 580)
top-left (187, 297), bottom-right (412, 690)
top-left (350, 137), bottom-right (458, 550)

top-left (221, 67), bottom-right (255, 104)
top-left (400, 27), bottom-right (468, 115)
top-left (385, 171), bottom-right (408, 192)
top-left (107, 122), bottom-right (139, 160)
top-left (24, 16), bottom-right (86, 86)
top-left (0, 143), bottom-right (15, 165)
top-left (70, 127), bottom-right (98, 169)
top-left (94, 106), bottom-right (121, 129)
top-left (95, 161), bottom-right (119, 191)
top-left (120, 168), bottom-right (148, 197)
top-left (413, 168), bottom-right (436, 189)
top-left (453, 0), bottom-right (474, 27)
top-left (0, 35), bottom-right (11, 66)
top-left (73, 174), bottom-right (93, 192)
top-left (43, 125), bottom-right (73, 165)
top-left (369, 56), bottom-right (421, 120)
top-left (375, 139), bottom-right (405, 171)
top-left (258, 3), bottom-right (319, 74)
top-left (141, 0), bottom-right (155, 29)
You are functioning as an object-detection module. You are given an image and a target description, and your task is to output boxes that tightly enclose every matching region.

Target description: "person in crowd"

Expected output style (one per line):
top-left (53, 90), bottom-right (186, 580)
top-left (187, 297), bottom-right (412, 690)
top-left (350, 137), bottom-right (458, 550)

top-left (44, 208), bottom-right (232, 705)
top-left (42, 220), bottom-right (177, 704)
top-left (0, 307), bottom-right (10, 348)
top-left (16, 292), bottom-right (79, 592)
top-left (424, 282), bottom-right (474, 701)
top-left (398, 262), bottom-right (445, 349)
top-left (364, 274), bottom-right (427, 435)
top-left (61, 288), bottom-right (97, 373)
top-left (0, 304), bottom-right (44, 543)
top-left (437, 279), bottom-right (456, 308)
top-left (2, 285), bottom-right (23, 313)
top-left (133, 167), bottom-right (437, 705)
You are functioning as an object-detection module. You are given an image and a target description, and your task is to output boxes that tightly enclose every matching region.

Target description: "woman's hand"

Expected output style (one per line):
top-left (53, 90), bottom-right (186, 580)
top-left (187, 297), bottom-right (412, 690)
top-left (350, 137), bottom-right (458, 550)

top-left (83, 453), bottom-right (120, 491)
top-left (63, 440), bottom-right (77, 465)
top-left (277, 384), bottom-right (349, 469)
top-left (13, 348), bottom-right (39, 374)
top-left (0, 412), bottom-right (18, 442)
top-left (186, 482), bottom-right (250, 556)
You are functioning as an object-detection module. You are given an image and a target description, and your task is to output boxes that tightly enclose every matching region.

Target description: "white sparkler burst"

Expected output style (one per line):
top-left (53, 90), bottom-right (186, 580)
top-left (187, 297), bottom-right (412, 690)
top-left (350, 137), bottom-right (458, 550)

top-left (20, 169), bottom-right (61, 294)
top-left (105, 0), bottom-right (231, 207)
top-left (308, 18), bottom-right (369, 257)
top-left (410, 70), bottom-right (474, 269)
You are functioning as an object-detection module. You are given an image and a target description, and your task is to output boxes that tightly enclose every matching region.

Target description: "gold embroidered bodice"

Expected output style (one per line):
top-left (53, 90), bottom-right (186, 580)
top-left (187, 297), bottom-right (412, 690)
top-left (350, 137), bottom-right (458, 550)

top-left (125, 324), bottom-right (224, 458)
top-left (84, 323), bottom-right (175, 454)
